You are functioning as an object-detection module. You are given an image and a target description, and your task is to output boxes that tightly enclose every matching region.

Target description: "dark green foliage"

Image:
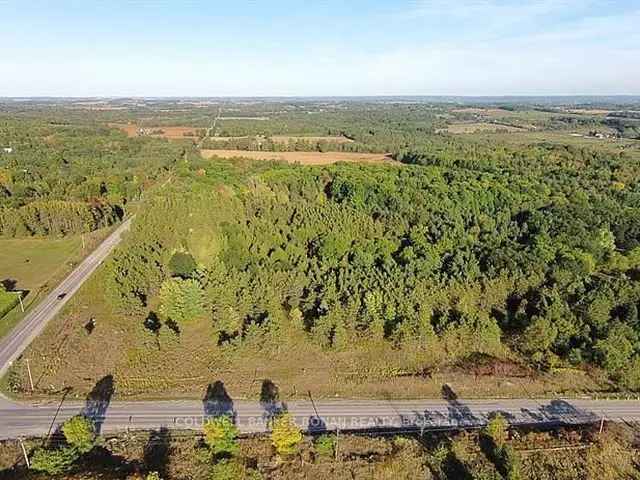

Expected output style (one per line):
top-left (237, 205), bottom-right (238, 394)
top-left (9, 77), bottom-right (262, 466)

top-left (169, 252), bottom-right (197, 278)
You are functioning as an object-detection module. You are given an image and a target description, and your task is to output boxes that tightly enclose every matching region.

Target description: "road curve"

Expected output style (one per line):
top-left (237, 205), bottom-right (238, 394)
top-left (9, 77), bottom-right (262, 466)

top-left (0, 218), bottom-right (133, 381)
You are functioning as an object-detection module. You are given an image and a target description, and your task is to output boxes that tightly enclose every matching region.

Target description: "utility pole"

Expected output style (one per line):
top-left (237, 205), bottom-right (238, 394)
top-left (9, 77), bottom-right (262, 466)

top-left (599, 414), bottom-right (605, 435)
top-left (19, 438), bottom-right (29, 467)
top-left (81, 234), bottom-right (85, 250)
top-left (26, 359), bottom-right (34, 392)
top-left (335, 427), bottom-right (340, 462)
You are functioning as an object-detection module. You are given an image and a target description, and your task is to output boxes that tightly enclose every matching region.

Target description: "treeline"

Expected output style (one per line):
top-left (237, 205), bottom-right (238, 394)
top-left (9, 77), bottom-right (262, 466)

top-left (0, 200), bottom-right (121, 236)
top-left (201, 136), bottom-right (384, 153)
top-left (0, 118), bottom-right (190, 236)
top-left (104, 144), bottom-right (640, 389)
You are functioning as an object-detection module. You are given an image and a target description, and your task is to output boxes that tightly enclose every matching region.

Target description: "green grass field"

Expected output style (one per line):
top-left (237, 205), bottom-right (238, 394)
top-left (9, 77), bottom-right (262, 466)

top-left (0, 228), bottom-right (112, 340)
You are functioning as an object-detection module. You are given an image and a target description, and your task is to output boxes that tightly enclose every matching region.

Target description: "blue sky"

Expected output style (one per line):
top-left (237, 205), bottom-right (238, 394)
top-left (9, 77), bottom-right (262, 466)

top-left (1, 0), bottom-right (639, 96)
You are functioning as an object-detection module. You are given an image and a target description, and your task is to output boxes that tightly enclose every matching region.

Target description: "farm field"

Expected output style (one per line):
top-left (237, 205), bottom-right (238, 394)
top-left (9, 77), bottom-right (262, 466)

top-left (270, 135), bottom-right (354, 144)
top-left (200, 149), bottom-right (393, 165)
top-left (440, 122), bottom-right (527, 134)
top-left (110, 123), bottom-right (202, 139)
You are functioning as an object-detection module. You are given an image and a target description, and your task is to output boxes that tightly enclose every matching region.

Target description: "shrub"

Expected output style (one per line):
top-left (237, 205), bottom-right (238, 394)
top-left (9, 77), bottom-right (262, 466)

top-left (314, 434), bottom-right (336, 458)
top-left (209, 459), bottom-right (244, 480)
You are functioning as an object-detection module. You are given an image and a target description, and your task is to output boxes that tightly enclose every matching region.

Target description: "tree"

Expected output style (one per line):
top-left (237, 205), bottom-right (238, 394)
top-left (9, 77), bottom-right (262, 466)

top-left (270, 413), bottom-right (302, 456)
top-left (168, 252), bottom-right (197, 278)
top-left (484, 414), bottom-right (508, 447)
top-left (30, 446), bottom-right (78, 475)
top-left (520, 316), bottom-right (558, 354)
top-left (62, 415), bottom-right (96, 453)
top-left (158, 277), bottom-right (206, 324)
top-left (595, 323), bottom-right (636, 373)
top-left (203, 415), bottom-right (240, 456)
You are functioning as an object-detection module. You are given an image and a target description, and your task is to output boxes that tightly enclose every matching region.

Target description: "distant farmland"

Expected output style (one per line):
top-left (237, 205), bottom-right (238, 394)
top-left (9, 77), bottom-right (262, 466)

top-left (270, 135), bottom-right (354, 144)
top-left (110, 124), bottom-right (202, 139)
top-left (201, 149), bottom-right (393, 165)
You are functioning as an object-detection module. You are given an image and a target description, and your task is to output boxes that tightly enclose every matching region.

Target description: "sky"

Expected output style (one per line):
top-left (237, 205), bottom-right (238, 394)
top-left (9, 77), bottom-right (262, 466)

top-left (1, 0), bottom-right (639, 97)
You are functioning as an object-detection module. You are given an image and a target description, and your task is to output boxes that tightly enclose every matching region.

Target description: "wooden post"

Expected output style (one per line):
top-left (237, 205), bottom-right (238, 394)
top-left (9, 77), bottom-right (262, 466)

top-left (599, 415), bottom-right (605, 435)
top-left (335, 427), bottom-right (340, 462)
top-left (26, 359), bottom-right (34, 392)
top-left (19, 438), bottom-right (29, 467)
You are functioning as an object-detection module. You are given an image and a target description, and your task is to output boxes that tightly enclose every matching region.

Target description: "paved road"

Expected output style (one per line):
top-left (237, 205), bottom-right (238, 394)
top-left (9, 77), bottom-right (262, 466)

top-left (1, 396), bottom-right (639, 440)
top-left (1, 214), bottom-right (639, 441)
top-left (0, 218), bottom-right (132, 380)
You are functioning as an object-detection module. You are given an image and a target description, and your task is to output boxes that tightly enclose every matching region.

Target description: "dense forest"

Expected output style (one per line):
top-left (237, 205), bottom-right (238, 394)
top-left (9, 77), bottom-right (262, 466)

top-left (0, 119), bottom-right (188, 236)
top-left (104, 137), bottom-right (640, 389)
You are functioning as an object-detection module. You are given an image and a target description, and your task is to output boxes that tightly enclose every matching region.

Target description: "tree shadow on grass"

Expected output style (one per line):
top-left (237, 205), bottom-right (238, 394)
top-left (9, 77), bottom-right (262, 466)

top-left (260, 379), bottom-right (286, 421)
top-left (202, 380), bottom-right (235, 422)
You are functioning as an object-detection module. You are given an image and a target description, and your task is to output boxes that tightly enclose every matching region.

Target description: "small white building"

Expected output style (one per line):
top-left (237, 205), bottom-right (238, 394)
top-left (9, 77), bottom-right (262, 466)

top-left (2, 147), bottom-right (13, 154)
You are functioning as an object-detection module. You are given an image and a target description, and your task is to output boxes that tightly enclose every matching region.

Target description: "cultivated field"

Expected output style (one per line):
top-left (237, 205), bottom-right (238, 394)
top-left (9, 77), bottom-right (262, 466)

top-left (441, 122), bottom-right (527, 134)
top-left (111, 124), bottom-right (202, 139)
top-left (201, 149), bottom-right (393, 165)
top-left (270, 135), bottom-right (354, 144)
top-left (451, 107), bottom-right (521, 117)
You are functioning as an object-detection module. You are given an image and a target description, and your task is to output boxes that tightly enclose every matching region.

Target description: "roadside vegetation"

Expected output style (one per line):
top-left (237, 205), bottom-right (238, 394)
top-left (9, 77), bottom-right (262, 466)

top-left (1, 420), bottom-right (638, 479)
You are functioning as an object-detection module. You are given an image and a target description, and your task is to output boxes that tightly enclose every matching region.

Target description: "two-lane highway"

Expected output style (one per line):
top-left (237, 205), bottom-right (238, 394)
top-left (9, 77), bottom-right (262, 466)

top-left (0, 217), bottom-right (132, 380)
top-left (1, 397), bottom-right (639, 440)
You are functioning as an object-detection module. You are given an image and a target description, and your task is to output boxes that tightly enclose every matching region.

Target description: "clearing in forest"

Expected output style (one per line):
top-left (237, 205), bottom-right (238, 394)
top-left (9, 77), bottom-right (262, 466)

top-left (200, 149), bottom-right (393, 165)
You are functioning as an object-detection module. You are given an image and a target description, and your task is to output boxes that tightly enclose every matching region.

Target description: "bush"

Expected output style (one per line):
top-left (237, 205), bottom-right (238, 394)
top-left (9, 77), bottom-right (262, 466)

top-left (209, 459), bottom-right (244, 480)
top-left (314, 434), bottom-right (336, 458)
top-left (0, 285), bottom-right (19, 319)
